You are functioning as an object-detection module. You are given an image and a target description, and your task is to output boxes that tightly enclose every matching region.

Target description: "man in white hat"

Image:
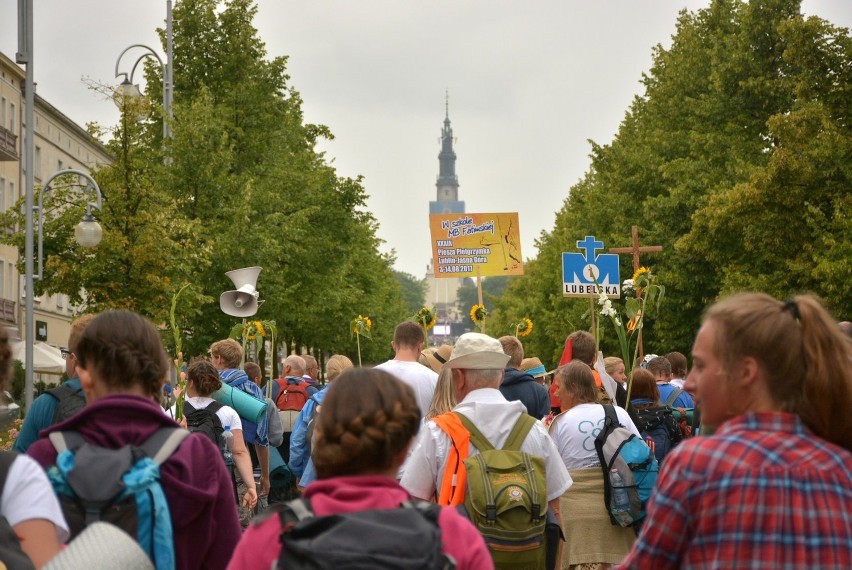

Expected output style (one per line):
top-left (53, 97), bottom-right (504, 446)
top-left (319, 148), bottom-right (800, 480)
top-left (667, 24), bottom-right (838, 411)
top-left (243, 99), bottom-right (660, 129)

top-left (400, 332), bottom-right (571, 516)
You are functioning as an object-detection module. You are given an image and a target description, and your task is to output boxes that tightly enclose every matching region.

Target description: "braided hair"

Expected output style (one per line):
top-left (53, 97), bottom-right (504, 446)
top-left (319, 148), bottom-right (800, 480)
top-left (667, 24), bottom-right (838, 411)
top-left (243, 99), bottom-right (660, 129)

top-left (75, 310), bottom-right (169, 399)
top-left (312, 368), bottom-right (421, 479)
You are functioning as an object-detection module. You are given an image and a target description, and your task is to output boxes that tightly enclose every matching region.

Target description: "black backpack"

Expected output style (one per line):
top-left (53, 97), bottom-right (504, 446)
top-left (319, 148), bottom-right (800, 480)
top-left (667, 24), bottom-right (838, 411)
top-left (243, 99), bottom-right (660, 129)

top-left (184, 400), bottom-right (226, 458)
top-left (47, 383), bottom-right (86, 424)
top-left (633, 405), bottom-right (682, 462)
top-left (276, 498), bottom-right (456, 569)
top-left (0, 452), bottom-right (36, 570)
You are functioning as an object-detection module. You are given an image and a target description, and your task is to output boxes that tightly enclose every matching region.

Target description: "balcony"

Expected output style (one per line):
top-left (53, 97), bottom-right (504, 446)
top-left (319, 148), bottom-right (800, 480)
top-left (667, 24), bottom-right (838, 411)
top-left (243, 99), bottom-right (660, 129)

top-left (0, 126), bottom-right (18, 161)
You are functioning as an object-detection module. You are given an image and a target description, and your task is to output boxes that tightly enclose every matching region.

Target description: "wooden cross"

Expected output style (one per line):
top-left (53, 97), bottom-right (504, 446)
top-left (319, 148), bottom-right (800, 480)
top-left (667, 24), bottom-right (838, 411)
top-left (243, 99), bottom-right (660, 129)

top-left (608, 225), bottom-right (663, 273)
top-left (608, 225), bottom-right (663, 361)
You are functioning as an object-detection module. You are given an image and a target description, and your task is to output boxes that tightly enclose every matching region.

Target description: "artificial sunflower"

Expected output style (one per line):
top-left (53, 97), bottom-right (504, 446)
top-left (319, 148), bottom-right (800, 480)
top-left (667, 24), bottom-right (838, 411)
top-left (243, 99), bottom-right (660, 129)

top-left (414, 307), bottom-right (437, 331)
top-left (351, 314), bottom-right (373, 366)
top-left (632, 266), bottom-right (651, 283)
top-left (351, 315), bottom-right (372, 335)
top-left (470, 304), bottom-right (488, 323)
top-left (516, 317), bottom-right (534, 337)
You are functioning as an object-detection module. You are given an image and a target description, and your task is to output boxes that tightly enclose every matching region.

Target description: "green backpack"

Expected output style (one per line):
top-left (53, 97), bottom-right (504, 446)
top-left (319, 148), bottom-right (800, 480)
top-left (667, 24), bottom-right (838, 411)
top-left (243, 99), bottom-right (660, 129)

top-left (456, 413), bottom-right (548, 569)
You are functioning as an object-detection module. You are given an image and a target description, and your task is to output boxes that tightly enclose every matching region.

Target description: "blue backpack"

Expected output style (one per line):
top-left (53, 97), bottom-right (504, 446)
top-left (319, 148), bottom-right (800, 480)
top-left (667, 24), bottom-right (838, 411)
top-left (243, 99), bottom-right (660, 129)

top-left (47, 427), bottom-right (189, 570)
top-left (594, 404), bottom-right (659, 527)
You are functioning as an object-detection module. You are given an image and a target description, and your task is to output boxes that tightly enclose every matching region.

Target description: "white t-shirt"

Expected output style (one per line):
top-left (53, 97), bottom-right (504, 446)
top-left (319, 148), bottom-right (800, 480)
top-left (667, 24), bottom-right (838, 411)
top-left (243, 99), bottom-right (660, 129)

top-left (401, 388), bottom-right (573, 502)
top-left (1, 453), bottom-right (70, 542)
top-left (184, 396), bottom-right (243, 432)
top-left (374, 360), bottom-right (438, 417)
top-left (549, 403), bottom-right (642, 470)
top-left (670, 377), bottom-right (685, 389)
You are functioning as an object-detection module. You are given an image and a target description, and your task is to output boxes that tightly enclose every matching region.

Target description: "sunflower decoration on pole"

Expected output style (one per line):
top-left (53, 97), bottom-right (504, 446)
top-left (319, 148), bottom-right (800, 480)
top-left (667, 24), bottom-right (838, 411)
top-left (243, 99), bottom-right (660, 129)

top-left (169, 284), bottom-right (190, 420)
top-left (351, 314), bottom-right (373, 366)
top-left (514, 317), bottom-right (534, 338)
top-left (470, 304), bottom-right (488, 333)
top-left (229, 319), bottom-right (277, 367)
top-left (597, 266), bottom-right (664, 402)
top-left (413, 307), bottom-right (437, 348)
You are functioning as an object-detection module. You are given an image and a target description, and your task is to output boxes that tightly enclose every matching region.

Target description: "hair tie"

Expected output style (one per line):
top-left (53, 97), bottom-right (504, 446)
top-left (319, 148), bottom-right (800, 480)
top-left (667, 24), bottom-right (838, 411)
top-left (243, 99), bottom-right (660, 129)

top-left (783, 299), bottom-right (801, 322)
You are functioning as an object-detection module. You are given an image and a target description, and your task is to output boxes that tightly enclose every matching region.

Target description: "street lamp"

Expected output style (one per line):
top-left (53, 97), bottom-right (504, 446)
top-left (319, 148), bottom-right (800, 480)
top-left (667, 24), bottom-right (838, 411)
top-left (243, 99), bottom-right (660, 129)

top-left (35, 169), bottom-right (104, 280)
top-left (114, 43), bottom-right (171, 140)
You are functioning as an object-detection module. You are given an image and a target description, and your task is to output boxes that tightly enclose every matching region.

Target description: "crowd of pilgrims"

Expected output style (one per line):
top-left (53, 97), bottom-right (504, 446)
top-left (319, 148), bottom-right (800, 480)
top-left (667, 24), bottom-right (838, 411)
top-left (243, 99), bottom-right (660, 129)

top-left (1, 291), bottom-right (850, 569)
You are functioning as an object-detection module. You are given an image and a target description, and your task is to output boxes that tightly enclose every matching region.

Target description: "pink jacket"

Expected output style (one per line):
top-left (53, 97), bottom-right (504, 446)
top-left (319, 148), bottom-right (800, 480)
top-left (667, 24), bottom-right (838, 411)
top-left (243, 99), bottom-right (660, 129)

top-left (227, 474), bottom-right (493, 569)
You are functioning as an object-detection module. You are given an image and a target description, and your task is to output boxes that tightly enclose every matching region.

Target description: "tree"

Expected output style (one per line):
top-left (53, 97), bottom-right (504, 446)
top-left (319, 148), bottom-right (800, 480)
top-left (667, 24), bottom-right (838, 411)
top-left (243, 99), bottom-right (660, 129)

top-left (0, 88), bottom-right (210, 326)
top-left (162, 0), bottom-right (409, 361)
top-left (491, 0), bottom-right (851, 364)
top-left (393, 271), bottom-right (427, 315)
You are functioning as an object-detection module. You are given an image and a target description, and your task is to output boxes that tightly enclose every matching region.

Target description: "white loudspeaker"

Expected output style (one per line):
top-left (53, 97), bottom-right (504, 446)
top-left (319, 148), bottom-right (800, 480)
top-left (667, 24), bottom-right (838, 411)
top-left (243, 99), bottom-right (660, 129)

top-left (220, 267), bottom-right (262, 317)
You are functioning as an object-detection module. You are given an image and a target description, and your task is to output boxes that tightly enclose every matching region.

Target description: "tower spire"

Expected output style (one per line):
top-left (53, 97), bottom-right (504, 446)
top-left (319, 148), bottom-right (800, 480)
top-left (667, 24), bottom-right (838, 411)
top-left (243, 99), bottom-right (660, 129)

top-left (430, 94), bottom-right (464, 215)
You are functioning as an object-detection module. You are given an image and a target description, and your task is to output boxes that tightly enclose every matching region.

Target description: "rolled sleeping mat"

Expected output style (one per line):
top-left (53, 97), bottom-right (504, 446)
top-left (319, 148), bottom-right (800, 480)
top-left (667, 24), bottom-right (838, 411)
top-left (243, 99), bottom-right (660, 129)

top-left (211, 382), bottom-right (268, 425)
top-left (268, 446), bottom-right (294, 489)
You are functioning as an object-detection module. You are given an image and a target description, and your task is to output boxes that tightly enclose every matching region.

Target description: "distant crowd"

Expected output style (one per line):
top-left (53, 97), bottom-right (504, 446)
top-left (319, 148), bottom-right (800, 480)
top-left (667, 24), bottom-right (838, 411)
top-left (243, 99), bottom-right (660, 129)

top-left (1, 291), bottom-right (850, 569)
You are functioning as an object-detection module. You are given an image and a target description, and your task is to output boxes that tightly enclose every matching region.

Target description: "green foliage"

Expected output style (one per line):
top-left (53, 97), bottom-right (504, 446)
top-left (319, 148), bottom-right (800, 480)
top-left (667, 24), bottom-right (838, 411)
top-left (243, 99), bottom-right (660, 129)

top-left (394, 271), bottom-right (427, 314)
top-left (2, 0), bottom-right (408, 370)
top-left (457, 276), bottom-right (511, 331)
top-left (491, 0), bottom-right (851, 366)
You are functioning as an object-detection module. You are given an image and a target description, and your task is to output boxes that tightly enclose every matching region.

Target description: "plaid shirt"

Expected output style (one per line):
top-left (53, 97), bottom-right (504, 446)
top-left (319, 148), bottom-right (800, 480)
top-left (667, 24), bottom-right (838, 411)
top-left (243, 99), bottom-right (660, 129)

top-left (617, 412), bottom-right (852, 569)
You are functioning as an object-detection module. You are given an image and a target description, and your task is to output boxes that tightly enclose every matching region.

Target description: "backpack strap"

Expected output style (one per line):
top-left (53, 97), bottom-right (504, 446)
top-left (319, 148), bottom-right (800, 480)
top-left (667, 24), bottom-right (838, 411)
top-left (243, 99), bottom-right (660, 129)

top-left (183, 400), bottom-right (198, 414)
top-left (502, 413), bottom-right (537, 452)
top-left (454, 413), bottom-right (493, 452)
top-left (48, 430), bottom-right (87, 454)
top-left (0, 451), bottom-right (17, 490)
top-left (400, 499), bottom-right (441, 525)
top-left (595, 404), bottom-right (620, 453)
top-left (279, 497), bottom-right (315, 528)
top-left (662, 387), bottom-right (683, 407)
top-left (138, 427), bottom-right (191, 465)
top-left (47, 383), bottom-right (83, 402)
top-left (454, 412), bottom-right (535, 453)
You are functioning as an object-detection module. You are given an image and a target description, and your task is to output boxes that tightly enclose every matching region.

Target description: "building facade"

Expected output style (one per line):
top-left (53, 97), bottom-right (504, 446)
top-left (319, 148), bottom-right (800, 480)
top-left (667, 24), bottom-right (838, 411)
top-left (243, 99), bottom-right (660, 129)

top-left (0, 51), bottom-right (111, 367)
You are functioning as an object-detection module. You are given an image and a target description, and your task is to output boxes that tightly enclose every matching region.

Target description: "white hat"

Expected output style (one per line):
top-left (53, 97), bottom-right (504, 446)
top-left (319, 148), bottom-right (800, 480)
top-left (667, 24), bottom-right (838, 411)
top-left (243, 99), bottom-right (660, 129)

top-left (44, 522), bottom-right (155, 570)
top-left (444, 333), bottom-right (510, 370)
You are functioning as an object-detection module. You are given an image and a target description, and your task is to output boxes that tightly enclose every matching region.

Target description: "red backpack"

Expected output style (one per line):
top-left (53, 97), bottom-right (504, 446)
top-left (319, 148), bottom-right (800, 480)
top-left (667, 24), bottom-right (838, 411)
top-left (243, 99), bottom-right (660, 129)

top-left (276, 379), bottom-right (310, 432)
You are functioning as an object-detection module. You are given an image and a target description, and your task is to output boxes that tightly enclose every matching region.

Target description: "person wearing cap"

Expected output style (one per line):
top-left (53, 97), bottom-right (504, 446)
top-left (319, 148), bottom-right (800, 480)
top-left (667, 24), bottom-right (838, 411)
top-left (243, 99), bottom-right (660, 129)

top-left (419, 344), bottom-right (453, 374)
top-left (521, 357), bottom-right (549, 385)
top-left (498, 336), bottom-right (550, 420)
top-left (400, 332), bottom-right (572, 521)
top-left (374, 321), bottom-right (438, 418)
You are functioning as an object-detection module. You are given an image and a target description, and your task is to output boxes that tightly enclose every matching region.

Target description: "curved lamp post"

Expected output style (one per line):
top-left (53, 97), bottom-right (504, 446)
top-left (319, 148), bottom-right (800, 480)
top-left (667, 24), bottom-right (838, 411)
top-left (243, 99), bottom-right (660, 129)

top-left (114, 43), bottom-right (172, 140)
top-left (23, 169), bottom-right (103, 410)
top-left (35, 169), bottom-right (104, 280)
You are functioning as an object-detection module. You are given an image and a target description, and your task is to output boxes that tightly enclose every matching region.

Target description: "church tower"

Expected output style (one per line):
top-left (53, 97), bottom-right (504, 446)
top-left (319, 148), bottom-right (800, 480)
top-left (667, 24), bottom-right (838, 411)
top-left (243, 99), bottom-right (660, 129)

top-left (430, 93), bottom-right (465, 214)
top-left (425, 93), bottom-right (466, 339)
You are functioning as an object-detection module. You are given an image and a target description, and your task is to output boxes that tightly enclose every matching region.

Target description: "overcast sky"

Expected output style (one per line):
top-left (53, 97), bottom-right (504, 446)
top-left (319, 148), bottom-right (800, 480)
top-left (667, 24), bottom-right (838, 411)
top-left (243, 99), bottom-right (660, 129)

top-left (2, 1), bottom-right (849, 278)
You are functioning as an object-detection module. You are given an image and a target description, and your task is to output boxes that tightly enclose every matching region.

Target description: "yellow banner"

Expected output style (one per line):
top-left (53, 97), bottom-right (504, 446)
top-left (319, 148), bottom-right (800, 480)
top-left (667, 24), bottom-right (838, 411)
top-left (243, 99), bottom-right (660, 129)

top-left (429, 213), bottom-right (524, 278)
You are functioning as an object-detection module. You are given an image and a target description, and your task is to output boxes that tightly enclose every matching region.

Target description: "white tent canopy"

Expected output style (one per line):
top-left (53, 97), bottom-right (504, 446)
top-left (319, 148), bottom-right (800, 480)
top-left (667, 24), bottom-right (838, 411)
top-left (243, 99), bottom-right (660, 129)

top-left (10, 340), bottom-right (65, 375)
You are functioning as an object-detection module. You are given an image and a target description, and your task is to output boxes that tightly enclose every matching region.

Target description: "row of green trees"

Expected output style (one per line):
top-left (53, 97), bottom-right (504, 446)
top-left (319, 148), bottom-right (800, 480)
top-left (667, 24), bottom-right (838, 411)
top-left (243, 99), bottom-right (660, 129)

top-left (487, 0), bottom-right (851, 366)
top-left (2, 0), bottom-right (414, 371)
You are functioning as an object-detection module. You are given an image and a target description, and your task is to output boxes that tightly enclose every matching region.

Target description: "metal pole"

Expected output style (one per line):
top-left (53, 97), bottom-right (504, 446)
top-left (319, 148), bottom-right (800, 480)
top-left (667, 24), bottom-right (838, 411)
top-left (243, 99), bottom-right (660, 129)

top-left (165, 0), bottom-right (173, 139)
top-left (16, 0), bottom-right (35, 411)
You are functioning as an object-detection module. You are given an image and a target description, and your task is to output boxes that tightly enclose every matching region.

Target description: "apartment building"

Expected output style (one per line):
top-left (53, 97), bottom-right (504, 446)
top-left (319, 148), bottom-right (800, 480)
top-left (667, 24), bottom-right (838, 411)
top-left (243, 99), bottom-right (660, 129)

top-left (0, 51), bottom-right (112, 359)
